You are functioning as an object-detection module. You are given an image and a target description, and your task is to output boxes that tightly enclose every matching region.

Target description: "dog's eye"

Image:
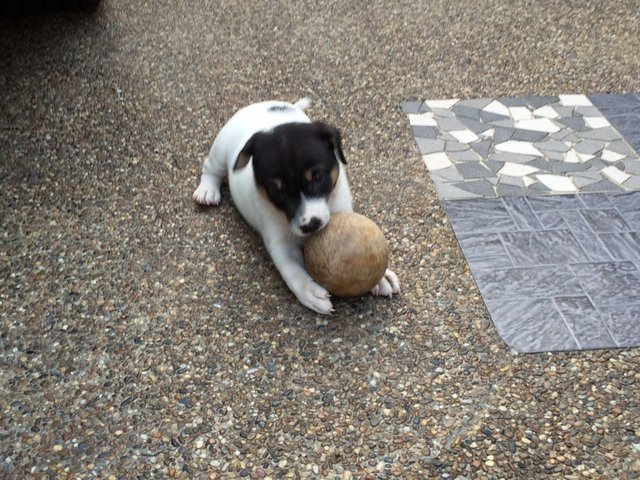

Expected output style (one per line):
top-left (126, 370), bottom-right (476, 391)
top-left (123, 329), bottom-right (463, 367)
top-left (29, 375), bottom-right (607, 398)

top-left (311, 172), bottom-right (324, 184)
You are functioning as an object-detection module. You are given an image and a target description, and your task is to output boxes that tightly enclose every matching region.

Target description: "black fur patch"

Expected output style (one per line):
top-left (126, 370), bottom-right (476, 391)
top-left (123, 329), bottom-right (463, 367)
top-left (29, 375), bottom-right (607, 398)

top-left (234, 122), bottom-right (346, 221)
top-left (267, 105), bottom-right (294, 113)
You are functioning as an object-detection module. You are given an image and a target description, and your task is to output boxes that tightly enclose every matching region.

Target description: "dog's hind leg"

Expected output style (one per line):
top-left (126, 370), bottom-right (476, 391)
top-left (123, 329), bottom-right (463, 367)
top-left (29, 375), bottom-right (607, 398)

top-left (193, 142), bottom-right (227, 206)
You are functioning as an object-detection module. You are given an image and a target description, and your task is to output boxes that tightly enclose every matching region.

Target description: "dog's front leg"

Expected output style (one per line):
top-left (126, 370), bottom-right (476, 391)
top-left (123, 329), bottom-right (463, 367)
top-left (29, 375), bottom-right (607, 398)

top-left (265, 239), bottom-right (334, 315)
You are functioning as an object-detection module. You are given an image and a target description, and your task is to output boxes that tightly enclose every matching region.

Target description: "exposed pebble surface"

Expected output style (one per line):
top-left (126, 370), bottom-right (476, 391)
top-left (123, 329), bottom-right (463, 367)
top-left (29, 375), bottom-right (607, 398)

top-left (1, 1), bottom-right (639, 478)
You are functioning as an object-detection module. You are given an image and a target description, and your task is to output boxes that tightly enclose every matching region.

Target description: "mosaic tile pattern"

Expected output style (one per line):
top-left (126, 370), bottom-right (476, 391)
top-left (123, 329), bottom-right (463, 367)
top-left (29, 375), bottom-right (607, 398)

top-left (405, 93), bottom-right (640, 353)
top-left (443, 193), bottom-right (640, 352)
top-left (403, 94), bottom-right (640, 199)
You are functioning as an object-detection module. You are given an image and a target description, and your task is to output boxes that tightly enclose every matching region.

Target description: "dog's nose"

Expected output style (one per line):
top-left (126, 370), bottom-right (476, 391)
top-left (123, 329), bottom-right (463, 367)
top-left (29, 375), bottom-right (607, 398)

top-left (301, 217), bottom-right (322, 234)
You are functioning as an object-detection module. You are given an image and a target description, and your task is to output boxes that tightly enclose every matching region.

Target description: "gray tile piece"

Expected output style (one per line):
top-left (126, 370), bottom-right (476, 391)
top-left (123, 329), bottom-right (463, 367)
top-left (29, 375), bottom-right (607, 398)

top-left (493, 127), bottom-right (515, 143)
top-left (401, 100), bottom-right (423, 113)
top-left (535, 139), bottom-right (571, 152)
top-left (511, 129), bottom-right (548, 142)
top-left (500, 230), bottom-right (586, 266)
top-left (580, 179), bottom-right (622, 193)
top-left (525, 95), bottom-right (560, 109)
top-left (456, 162), bottom-right (493, 179)
top-left (574, 106), bottom-right (602, 117)
top-left (480, 110), bottom-right (508, 123)
top-left (412, 126), bottom-right (439, 139)
top-left (452, 104), bottom-right (482, 120)
top-left (623, 160), bottom-right (640, 175)
top-left (497, 97), bottom-right (526, 107)
top-left (437, 117), bottom-right (467, 130)
top-left (623, 175), bottom-right (640, 189)
top-left (490, 152), bottom-right (538, 164)
top-left (496, 183), bottom-right (527, 196)
top-left (470, 139), bottom-right (492, 157)
top-left (574, 139), bottom-right (606, 155)
top-left (577, 127), bottom-right (621, 141)
top-left (445, 141), bottom-right (470, 152)
top-left (571, 261), bottom-right (640, 307)
top-left (433, 182), bottom-right (481, 200)
top-left (456, 179), bottom-right (497, 197)
top-left (457, 98), bottom-right (493, 109)
top-left (449, 149), bottom-right (481, 162)
top-left (458, 117), bottom-right (490, 134)
top-left (416, 138), bottom-right (445, 154)
top-left (619, 211), bottom-right (640, 230)
top-left (429, 166), bottom-right (464, 181)
top-left (606, 140), bottom-right (636, 156)
top-left (558, 117), bottom-right (584, 131)
top-left (466, 254), bottom-right (515, 270)
top-left (596, 304), bottom-right (640, 348)
top-left (485, 299), bottom-right (579, 353)
top-left (554, 296), bottom-right (617, 349)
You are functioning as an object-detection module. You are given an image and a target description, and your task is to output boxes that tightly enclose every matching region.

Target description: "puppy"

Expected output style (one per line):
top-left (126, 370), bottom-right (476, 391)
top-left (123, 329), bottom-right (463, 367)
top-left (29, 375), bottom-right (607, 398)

top-left (193, 99), bottom-right (400, 314)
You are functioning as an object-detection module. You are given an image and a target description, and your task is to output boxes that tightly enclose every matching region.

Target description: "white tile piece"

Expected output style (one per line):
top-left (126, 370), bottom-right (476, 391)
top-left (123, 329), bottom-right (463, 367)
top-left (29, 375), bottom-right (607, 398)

top-left (497, 162), bottom-right (539, 177)
top-left (601, 149), bottom-right (626, 162)
top-left (408, 113), bottom-right (437, 126)
top-left (577, 152), bottom-right (594, 162)
top-left (479, 128), bottom-right (495, 138)
top-left (449, 129), bottom-right (480, 144)
top-left (584, 116), bottom-right (611, 129)
top-left (422, 152), bottom-right (452, 171)
top-left (509, 107), bottom-right (533, 121)
top-left (513, 118), bottom-right (561, 133)
top-left (483, 100), bottom-right (511, 117)
top-left (535, 174), bottom-right (579, 192)
top-left (522, 175), bottom-right (537, 187)
top-left (532, 105), bottom-right (560, 119)
top-left (495, 140), bottom-right (543, 157)
top-left (424, 99), bottom-right (459, 109)
top-left (563, 149), bottom-right (581, 163)
top-left (558, 94), bottom-right (592, 107)
top-left (601, 165), bottom-right (631, 185)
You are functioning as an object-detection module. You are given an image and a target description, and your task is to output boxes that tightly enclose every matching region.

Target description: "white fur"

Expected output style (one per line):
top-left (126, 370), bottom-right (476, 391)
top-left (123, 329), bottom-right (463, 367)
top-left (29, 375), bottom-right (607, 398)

top-left (194, 99), bottom-right (400, 314)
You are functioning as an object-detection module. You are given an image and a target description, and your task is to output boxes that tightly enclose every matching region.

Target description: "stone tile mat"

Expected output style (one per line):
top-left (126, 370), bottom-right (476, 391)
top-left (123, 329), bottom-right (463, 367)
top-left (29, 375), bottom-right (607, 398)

top-left (404, 93), bottom-right (640, 199)
top-left (442, 192), bottom-right (640, 353)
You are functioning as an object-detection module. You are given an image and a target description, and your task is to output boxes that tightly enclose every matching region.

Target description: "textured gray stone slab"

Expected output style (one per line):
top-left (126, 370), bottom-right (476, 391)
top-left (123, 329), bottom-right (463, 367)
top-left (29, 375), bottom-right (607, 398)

top-left (485, 299), bottom-right (579, 353)
top-left (554, 296), bottom-right (618, 349)
top-left (501, 197), bottom-right (542, 230)
top-left (474, 265), bottom-right (583, 300)
top-left (407, 94), bottom-right (640, 352)
top-left (500, 230), bottom-right (586, 266)
top-left (598, 233), bottom-right (640, 260)
top-left (571, 261), bottom-right (640, 307)
top-left (579, 209), bottom-right (631, 232)
top-left (596, 304), bottom-right (640, 347)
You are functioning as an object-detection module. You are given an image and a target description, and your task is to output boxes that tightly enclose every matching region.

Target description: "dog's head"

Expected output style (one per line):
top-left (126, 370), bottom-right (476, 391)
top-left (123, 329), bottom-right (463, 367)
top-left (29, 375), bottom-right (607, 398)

top-left (233, 122), bottom-right (347, 237)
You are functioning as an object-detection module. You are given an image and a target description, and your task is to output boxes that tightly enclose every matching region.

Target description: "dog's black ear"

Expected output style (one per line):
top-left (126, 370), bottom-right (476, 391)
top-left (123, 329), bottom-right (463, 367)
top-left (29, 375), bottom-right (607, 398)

top-left (233, 133), bottom-right (260, 171)
top-left (312, 122), bottom-right (347, 164)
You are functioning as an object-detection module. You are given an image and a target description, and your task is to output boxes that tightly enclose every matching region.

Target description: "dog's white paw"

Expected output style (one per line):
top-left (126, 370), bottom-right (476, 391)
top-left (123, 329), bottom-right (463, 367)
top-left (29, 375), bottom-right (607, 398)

top-left (298, 280), bottom-right (334, 315)
top-left (371, 269), bottom-right (401, 297)
top-left (193, 180), bottom-right (221, 206)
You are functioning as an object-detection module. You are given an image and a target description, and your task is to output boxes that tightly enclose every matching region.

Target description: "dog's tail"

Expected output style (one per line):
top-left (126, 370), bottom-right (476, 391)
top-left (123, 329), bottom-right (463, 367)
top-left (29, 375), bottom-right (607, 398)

top-left (294, 97), bottom-right (312, 111)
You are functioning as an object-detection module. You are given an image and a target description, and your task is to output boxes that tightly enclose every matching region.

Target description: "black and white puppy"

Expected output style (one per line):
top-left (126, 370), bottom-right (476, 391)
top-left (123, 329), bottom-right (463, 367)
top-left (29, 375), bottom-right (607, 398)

top-left (193, 99), bottom-right (400, 314)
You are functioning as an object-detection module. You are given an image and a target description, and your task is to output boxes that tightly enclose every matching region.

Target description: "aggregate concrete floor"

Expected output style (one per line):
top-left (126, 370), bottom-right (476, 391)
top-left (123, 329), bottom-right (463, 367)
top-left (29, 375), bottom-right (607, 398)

top-left (1, 1), bottom-right (639, 478)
